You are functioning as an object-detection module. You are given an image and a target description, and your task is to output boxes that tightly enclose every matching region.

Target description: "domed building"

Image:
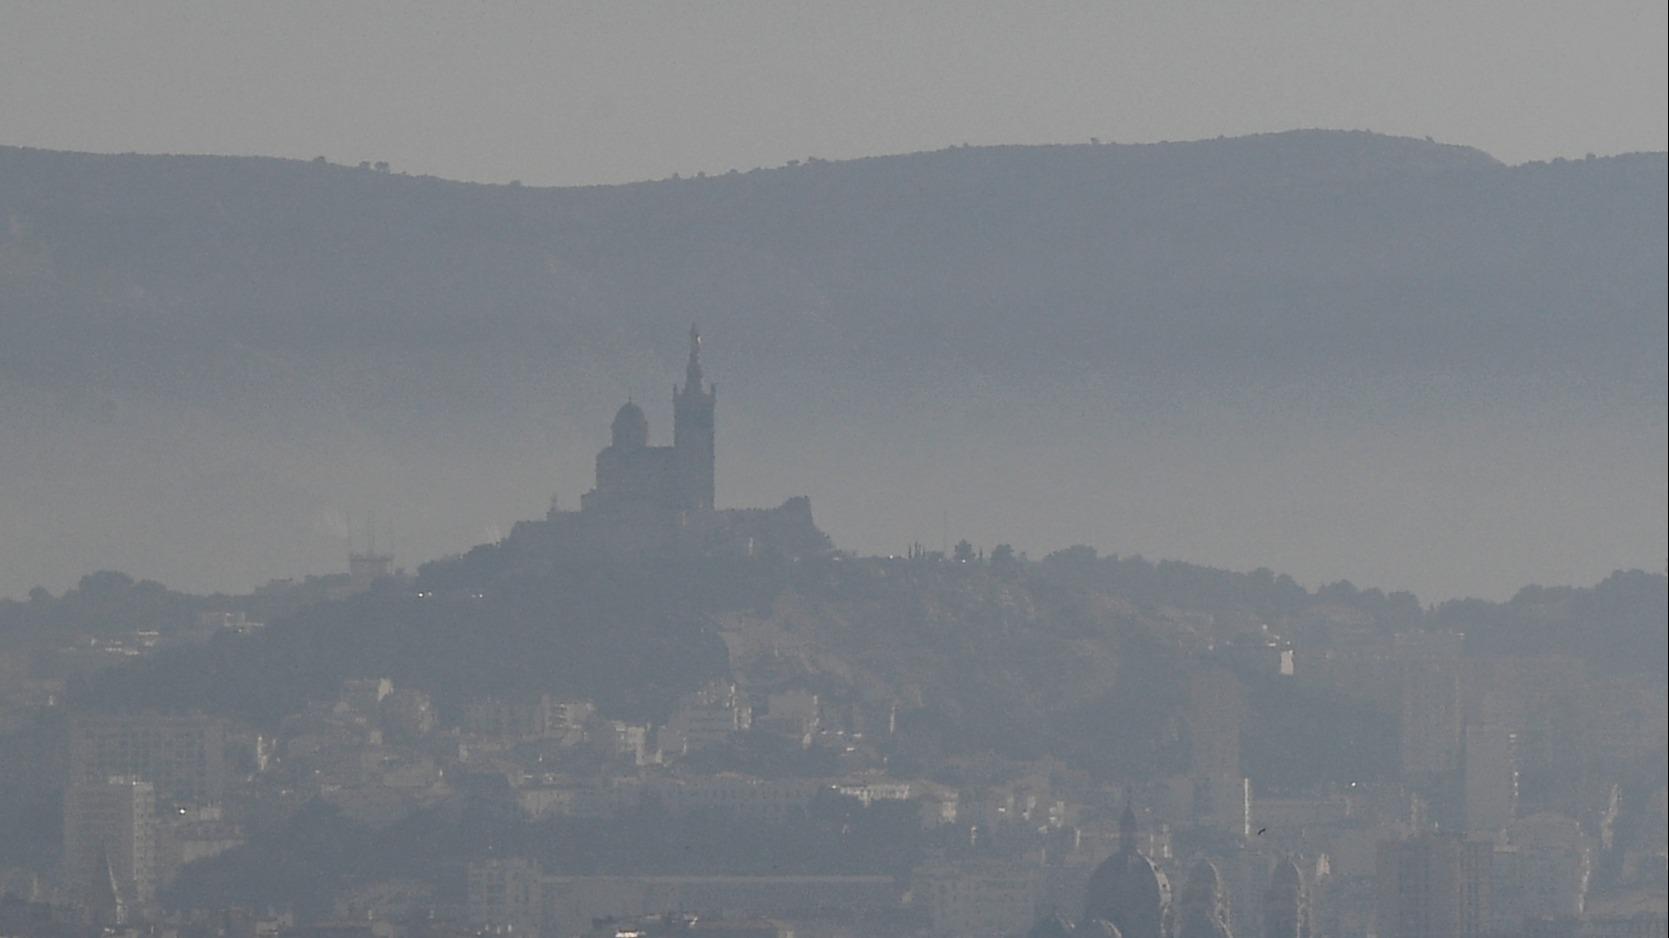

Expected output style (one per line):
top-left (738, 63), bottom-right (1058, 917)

top-left (508, 327), bottom-right (833, 563)
top-left (584, 327), bottom-right (714, 514)
top-left (1084, 806), bottom-right (1174, 938)
top-left (610, 400), bottom-right (649, 449)
top-left (1261, 857), bottom-right (1312, 938)
top-left (1175, 859), bottom-right (1234, 938)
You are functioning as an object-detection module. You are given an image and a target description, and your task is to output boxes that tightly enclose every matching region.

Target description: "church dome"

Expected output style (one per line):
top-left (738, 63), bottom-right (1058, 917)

top-left (1182, 859), bottom-right (1223, 897)
top-left (611, 401), bottom-right (649, 449)
top-left (1176, 859), bottom-right (1233, 938)
top-left (1264, 855), bottom-right (1312, 938)
top-left (1084, 848), bottom-right (1172, 938)
top-left (1084, 806), bottom-right (1172, 938)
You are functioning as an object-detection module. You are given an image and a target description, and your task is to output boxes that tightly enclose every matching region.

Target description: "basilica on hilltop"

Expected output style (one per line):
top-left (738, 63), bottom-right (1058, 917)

top-left (502, 327), bottom-right (830, 562)
top-left (581, 326), bottom-right (716, 515)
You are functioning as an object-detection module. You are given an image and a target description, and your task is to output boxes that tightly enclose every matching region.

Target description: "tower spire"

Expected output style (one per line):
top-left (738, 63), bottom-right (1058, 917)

top-left (673, 325), bottom-right (716, 511)
top-left (685, 323), bottom-right (704, 391)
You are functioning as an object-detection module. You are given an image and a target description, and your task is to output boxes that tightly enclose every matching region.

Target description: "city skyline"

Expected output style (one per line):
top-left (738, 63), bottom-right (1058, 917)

top-left (0, 5), bottom-right (1662, 935)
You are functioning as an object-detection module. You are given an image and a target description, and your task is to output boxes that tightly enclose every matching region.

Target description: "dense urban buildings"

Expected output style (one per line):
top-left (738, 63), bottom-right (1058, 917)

top-left (60, 777), bottom-right (159, 924)
top-left (68, 714), bottom-right (228, 806)
top-left (0, 331), bottom-right (1661, 938)
top-left (1375, 835), bottom-right (1493, 938)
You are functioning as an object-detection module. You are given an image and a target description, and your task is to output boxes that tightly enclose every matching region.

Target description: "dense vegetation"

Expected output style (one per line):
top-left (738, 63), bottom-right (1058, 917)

top-left (22, 545), bottom-right (1662, 746)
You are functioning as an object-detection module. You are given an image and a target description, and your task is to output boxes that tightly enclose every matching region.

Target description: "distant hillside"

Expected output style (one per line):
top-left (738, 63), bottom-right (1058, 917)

top-left (57, 544), bottom-right (1667, 762)
top-left (7, 545), bottom-right (1662, 869)
top-left (0, 132), bottom-right (1663, 598)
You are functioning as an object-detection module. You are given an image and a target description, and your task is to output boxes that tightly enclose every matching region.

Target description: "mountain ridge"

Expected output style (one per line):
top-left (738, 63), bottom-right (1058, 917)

top-left (1, 128), bottom-right (1515, 188)
top-left (0, 130), bottom-right (1662, 599)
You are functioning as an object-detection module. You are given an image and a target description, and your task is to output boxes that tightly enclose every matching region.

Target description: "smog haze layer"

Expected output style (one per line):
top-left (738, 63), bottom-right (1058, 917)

top-left (0, 134), bottom-right (1663, 601)
top-left (1, 2), bottom-right (1666, 600)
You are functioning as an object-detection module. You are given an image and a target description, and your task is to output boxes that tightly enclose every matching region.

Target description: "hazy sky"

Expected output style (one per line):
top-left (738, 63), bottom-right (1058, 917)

top-left (3, 1), bottom-right (1664, 187)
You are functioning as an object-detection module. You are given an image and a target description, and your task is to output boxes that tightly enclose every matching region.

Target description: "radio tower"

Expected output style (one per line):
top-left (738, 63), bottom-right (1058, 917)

top-left (348, 511), bottom-right (395, 593)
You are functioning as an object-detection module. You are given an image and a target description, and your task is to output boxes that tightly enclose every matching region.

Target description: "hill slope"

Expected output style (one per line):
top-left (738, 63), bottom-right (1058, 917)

top-left (0, 132), bottom-right (1663, 598)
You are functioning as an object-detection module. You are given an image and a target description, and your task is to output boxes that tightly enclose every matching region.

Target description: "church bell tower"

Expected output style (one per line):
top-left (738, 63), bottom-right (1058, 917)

top-left (673, 325), bottom-right (716, 510)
